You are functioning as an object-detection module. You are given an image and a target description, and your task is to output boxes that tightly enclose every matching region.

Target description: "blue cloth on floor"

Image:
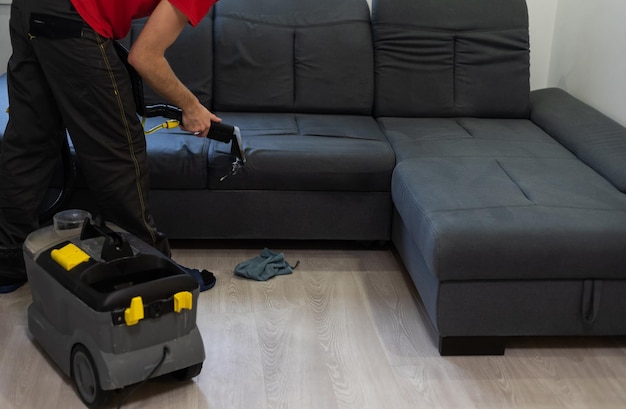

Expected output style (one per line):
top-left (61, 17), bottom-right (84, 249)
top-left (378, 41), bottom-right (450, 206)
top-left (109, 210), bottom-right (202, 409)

top-left (234, 248), bottom-right (298, 281)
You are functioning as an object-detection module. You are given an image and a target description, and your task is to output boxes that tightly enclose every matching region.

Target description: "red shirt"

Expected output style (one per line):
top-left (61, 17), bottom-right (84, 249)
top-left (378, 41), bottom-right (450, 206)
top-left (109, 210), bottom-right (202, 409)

top-left (70, 0), bottom-right (217, 39)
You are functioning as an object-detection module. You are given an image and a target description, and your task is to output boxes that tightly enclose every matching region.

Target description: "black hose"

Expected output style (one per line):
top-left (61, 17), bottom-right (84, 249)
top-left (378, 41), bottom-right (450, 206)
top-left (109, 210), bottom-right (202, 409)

top-left (39, 133), bottom-right (76, 223)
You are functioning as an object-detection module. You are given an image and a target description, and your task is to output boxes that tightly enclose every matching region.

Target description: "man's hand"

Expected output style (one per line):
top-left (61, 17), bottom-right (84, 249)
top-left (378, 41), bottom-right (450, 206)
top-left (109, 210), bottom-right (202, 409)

top-left (127, 0), bottom-right (220, 137)
top-left (179, 102), bottom-right (221, 137)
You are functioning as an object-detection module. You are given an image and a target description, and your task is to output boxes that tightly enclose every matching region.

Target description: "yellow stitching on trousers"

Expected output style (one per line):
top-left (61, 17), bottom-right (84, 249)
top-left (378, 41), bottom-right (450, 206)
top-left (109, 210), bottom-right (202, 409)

top-left (96, 34), bottom-right (156, 246)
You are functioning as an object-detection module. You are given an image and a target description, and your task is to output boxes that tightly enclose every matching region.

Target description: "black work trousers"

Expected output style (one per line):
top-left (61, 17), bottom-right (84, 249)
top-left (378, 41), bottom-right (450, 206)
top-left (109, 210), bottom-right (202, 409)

top-left (0, 0), bottom-right (170, 256)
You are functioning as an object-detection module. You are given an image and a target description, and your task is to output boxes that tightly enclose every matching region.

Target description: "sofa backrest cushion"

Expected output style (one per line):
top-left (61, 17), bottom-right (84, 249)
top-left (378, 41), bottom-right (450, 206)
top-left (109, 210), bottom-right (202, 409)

top-left (125, 12), bottom-right (214, 109)
top-left (372, 0), bottom-right (530, 118)
top-left (212, 0), bottom-right (374, 115)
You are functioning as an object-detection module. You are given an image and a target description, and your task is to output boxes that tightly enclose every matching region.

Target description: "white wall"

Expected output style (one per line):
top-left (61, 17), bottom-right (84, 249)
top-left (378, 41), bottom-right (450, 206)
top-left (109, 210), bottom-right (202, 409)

top-left (548, 0), bottom-right (626, 127)
top-left (526, 0), bottom-right (558, 90)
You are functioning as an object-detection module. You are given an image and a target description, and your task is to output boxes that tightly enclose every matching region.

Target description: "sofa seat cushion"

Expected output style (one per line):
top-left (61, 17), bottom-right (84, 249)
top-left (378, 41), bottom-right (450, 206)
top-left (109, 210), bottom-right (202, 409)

top-left (208, 112), bottom-right (396, 191)
top-left (383, 116), bottom-right (626, 282)
top-left (392, 156), bottom-right (626, 282)
top-left (378, 117), bottom-right (574, 162)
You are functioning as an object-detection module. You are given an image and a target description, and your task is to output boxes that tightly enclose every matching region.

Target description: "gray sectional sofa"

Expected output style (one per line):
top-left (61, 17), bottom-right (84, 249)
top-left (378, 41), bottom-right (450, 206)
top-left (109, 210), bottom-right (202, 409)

top-left (2, 0), bottom-right (625, 355)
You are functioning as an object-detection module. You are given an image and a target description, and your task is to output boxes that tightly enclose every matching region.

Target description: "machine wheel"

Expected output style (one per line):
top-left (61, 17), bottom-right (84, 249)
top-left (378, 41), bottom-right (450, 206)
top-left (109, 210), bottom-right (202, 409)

top-left (71, 345), bottom-right (112, 409)
top-left (172, 362), bottom-right (203, 381)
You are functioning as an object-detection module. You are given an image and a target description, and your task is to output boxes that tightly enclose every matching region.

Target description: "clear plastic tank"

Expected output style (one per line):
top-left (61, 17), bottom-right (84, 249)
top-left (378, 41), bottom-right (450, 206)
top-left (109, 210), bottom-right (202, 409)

top-left (23, 209), bottom-right (92, 258)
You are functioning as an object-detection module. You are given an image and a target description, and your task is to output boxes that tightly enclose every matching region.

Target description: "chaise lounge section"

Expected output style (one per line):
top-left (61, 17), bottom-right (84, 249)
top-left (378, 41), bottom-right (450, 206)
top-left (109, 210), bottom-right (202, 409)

top-left (373, 0), bottom-right (626, 354)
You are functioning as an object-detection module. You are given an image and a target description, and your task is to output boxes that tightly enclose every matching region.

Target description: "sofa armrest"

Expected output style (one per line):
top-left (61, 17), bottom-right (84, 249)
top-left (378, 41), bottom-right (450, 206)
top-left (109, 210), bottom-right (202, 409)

top-left (530, 87), bottom-right (626, 192)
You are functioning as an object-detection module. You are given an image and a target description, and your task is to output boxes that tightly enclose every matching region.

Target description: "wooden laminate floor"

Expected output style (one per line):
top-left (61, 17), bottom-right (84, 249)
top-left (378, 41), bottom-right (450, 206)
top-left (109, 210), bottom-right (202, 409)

top-left (1, 243), bottom-right (625, 408)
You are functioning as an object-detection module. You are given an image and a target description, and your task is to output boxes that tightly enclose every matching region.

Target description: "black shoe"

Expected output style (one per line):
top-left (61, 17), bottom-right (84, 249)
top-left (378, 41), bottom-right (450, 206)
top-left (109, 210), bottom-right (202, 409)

top-left (1, 244), bottom-right (27, 294)
top-left (0, 277), bottom-right (26, 293)
top-left (176, 264), bottom-right (216, 292)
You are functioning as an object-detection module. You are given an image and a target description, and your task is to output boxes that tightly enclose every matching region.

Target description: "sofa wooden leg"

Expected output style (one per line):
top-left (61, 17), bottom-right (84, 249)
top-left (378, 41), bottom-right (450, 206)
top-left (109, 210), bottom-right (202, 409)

top-left (438, 336), bottom-right (507, 356)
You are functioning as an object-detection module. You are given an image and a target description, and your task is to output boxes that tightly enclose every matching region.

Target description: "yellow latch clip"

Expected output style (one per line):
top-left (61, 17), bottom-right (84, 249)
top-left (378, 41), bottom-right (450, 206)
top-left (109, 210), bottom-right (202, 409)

top-left (174, 291), bottom-right (193, 312)
top-left (50, 243), bottom-right (90, 271)
top-left (124, 296), bottom-right (144, 326)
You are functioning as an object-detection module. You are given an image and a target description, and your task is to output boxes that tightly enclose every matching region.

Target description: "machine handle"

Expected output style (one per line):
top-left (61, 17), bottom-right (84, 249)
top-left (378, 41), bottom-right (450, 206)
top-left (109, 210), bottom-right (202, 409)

top-left (206, 122), bottom-right (235, 143)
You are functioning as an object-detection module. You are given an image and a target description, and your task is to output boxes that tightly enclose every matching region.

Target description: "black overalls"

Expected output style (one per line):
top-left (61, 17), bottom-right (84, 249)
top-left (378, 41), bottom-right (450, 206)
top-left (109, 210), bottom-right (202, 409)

top-left (0, 0), bottom-right (170, 258)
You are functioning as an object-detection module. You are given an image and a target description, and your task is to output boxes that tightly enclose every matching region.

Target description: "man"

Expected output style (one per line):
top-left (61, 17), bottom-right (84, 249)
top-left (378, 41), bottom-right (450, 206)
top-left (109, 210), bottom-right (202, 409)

top-left (0, 0), bottom-right (220, 293)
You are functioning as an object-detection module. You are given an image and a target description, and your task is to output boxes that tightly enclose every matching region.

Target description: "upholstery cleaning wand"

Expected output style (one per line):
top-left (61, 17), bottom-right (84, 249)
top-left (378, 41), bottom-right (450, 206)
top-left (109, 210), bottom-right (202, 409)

top-left (142, 104), bottom-right (246, 180)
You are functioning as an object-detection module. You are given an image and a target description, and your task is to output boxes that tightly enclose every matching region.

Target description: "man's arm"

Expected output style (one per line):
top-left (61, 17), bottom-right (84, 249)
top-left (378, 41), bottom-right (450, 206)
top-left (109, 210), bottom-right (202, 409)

top-left (127, 0), bottom-right (220, 137)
